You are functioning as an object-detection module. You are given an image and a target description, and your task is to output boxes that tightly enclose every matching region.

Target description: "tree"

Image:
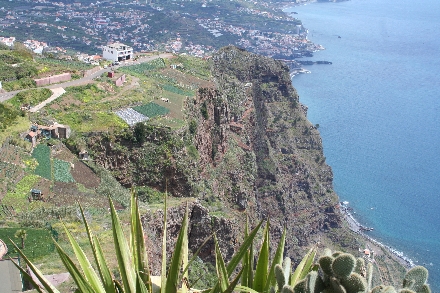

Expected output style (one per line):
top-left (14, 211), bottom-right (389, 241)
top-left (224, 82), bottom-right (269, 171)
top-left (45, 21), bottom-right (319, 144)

top-left (133, 122), bottom-right (147, 144)
top-left (14, 229), bottom-right (27, 249)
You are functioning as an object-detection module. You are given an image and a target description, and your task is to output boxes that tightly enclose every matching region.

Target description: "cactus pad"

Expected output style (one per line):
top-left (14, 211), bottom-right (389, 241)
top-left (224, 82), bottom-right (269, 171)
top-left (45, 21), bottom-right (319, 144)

top-left (371, 285), bottom-right (397, 293)
top-left (332, 253), bottom-right (356, 279)
top-left (319, 255), bottom-right (334, 276)
top-left (403, 266), bottom-right (429, 292)
top-left (341, 273), bottom-right (367, 293)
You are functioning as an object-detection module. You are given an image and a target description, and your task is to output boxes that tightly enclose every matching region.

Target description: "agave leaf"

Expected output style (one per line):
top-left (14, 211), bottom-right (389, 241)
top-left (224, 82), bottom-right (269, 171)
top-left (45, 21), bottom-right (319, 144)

top-left (161, 194), bottom-right (168, 293)
top-left (9, 257), bottom-right (48, 293)
top-left (80, 205), bottom-right (116, 293)
top-left (234, 285), bottom-right (261, 293)
top-left (137, 272), bottom-right (149, 293)
top-left (109, 197), bottom-right (137, 293)
top-left (253, 220), bottom-right (270, 292)
top-left (299, 246), bottom-right (316, 280)
top-left (62, 221), bottom-right (105, 293)
top-left (290, 246), bottom-right (316, 287)
top-left (165, 203), bottom-right (189, 293)
top-left (241, 217), bottom-right (252, 288)
top-left (9, 239), bottom-right (61, 293)
top-left (114, 280), bottom-right (124, 293)
top-left (223, 268), bottom-right (244, 293)
top-left (182, 230), bottom-right (216, 278)
top-left (215, 235), bottom-right (229, 292)
top-left (130, 191), bottom-right (152, 293)
top-left (226, 220), bottom-right (263, 275)
top-left (54, 241), bottom-right (96, 292)
top-left (264, 226), bottom-right (286, 293)
top-left (93, 236), bottom-right (116, 293)
top-left (181, 203), bottom-right (189, 293)
top-left (283, 257), bottom-right (292, 285)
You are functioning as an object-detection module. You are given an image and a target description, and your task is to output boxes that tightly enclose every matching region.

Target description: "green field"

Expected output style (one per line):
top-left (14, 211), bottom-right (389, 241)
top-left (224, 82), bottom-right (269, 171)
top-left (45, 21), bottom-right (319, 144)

top-left (32, 144), bottom-right (52, 180)
top-left (133, 102), bottom-right (170, 118)
top-left (53, 159), bottom-right (75, 183)
top-left (0, 227), bottom-right (57, 261)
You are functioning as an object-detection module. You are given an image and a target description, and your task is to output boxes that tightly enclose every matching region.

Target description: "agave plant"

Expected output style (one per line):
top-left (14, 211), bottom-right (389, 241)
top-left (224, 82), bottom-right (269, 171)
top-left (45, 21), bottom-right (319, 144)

top-left (9, 192), bottom-right (264, 293)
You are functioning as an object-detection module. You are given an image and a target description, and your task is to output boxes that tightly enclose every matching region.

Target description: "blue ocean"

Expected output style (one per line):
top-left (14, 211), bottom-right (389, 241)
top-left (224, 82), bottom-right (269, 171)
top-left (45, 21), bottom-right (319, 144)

top-left (286, 0), bottom-right (440, 291)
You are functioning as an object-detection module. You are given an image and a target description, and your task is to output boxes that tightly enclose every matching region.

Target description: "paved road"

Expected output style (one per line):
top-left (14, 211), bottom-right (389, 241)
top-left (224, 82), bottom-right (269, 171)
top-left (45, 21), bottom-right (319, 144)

top-left (0, 53), bottom-right (173, 103)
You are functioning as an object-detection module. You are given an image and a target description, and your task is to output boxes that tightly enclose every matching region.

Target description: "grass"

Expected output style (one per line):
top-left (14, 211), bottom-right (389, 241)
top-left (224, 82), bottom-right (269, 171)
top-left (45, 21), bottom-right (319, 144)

top-left (1, 174), bottom-right (40, 212)
top-left (0, 227), bottom-right (57, 262)
top-left (7, 88), bottom-right (53, 108)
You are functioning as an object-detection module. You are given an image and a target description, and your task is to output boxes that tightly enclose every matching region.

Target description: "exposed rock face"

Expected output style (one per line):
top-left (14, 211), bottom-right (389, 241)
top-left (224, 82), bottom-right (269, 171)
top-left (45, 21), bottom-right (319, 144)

top-left (141, 201), bottom-right (240, 275)
top-left (184, 46), bottom-right (341, 259)
top-left (86, 46), bottom-right (344, 264)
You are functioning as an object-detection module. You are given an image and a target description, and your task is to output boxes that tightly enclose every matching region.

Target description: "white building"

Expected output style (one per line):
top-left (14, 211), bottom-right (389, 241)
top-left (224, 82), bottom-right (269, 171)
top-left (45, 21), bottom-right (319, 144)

top-left (102, 42), bottom-right (133, 62)
top-left (0, 36), bottom-right (15, 47)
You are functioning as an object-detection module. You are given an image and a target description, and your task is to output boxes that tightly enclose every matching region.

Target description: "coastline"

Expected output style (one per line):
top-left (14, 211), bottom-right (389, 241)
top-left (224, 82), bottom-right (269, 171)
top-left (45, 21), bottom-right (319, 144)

top-left (340, 202), bottom-right (415, 269)
top-left (281, 1), bottom-right (417, 272)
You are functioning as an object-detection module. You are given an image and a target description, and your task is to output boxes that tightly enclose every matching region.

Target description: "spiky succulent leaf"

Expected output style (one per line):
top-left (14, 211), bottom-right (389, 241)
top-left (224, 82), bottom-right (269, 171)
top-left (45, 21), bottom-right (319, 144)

top-left (165, 204), bottom-right (189, 293)
top-left (62, 222), bottom-right (105, 293)
top-left (290, 247), bottom-right (316, 287)
top-left (9, 240), bottom-right (61, 293)
top-left (109, 197), bottom-right (137, 293)
top-left (80, 204), bottom-right (116, 293)
top-left (265, 227), bottom-right (286, 293)
top-left (253, 220), bottom-right (270, 292)
top-left (54, 241), bottom-right (96, 292)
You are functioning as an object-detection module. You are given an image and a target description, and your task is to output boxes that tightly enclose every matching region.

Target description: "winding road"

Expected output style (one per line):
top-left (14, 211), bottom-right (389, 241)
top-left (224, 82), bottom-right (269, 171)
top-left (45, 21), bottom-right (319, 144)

top-left (0, 53), bottom-right (173, 103)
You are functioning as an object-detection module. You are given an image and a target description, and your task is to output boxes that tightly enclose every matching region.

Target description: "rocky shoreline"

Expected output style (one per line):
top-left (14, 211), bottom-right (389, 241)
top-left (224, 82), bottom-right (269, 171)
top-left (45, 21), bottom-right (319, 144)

top-left (340, 202), bottom-right (415, 269)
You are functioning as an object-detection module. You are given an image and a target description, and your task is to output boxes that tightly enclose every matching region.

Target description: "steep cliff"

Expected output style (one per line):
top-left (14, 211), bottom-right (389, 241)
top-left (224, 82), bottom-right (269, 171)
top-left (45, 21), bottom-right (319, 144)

top-left (85, 46), bottom-right (353, 264)
top-left (184, 46), bottom-right (342, 256)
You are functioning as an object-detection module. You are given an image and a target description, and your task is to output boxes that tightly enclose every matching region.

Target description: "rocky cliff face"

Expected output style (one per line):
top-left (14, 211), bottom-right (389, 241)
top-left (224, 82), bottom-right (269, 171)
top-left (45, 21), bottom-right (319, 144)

top-left (183, 46), bottom-right (342, 258)
top-left (85, 46), bottom-right (346, 264)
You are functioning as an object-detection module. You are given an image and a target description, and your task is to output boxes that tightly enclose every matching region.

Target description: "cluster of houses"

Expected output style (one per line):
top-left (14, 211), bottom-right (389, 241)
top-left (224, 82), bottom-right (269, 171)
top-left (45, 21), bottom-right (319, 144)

top-left (25, 123), bottom-right (71, 147)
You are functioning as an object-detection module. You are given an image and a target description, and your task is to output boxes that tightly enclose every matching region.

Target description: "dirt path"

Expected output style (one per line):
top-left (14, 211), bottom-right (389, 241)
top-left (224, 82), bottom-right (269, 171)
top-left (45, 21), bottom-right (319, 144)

top-left (29, 87), bottom-right (65, 112)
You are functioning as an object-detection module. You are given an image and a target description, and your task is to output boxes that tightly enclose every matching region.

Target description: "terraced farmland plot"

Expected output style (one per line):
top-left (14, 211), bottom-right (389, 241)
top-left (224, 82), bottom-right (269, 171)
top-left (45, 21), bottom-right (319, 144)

top-left (0, 162), bottom-right (24, 184)
top-left (133, 102), bottom-right (170, 118)
top-left (32, 144), bottom-right (52, 180)
top-left (0, 143), bottom-right (30, 165)
top-left (53, 159), bottom-right (75, 183)
top-left (119, 58), bottom-right (166, 77)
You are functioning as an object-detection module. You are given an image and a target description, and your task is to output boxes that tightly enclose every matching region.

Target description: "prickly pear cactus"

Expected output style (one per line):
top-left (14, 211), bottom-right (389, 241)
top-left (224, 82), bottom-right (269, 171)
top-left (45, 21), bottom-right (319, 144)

top-left (401, 266), bottom-right (431, 293)
top-left (290, 249), bottom-right (431, 293)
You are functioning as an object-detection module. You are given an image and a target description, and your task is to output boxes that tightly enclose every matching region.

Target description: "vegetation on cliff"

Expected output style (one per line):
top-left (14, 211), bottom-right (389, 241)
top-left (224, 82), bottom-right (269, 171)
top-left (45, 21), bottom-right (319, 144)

top-left (0, 46), bottom-right (410, 290)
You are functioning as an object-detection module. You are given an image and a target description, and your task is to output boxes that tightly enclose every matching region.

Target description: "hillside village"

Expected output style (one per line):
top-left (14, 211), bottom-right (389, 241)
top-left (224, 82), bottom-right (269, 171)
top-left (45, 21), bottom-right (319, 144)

top-left (0, 0), bottom-right (321, 58)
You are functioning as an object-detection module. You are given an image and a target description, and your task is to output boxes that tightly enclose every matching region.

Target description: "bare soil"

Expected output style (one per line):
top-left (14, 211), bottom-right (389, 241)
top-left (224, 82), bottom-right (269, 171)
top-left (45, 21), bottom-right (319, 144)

top-left (71, 160), bottom-right (101, 189)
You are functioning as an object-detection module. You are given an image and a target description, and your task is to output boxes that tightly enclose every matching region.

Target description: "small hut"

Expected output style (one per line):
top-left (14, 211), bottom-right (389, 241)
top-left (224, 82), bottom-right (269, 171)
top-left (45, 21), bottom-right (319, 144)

top-left (30, 189), bottom-right (44, 201)
top-left (79, 150), bottom-right (89, 160)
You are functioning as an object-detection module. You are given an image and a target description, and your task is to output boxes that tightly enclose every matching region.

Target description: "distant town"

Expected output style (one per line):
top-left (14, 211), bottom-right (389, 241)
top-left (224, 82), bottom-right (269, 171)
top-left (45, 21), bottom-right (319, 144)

top-left (0, 0), bottom-right (322, 59)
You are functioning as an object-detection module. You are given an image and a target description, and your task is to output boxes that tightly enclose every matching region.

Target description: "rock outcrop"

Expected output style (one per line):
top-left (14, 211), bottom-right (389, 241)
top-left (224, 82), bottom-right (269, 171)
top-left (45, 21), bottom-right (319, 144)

top-left (86, 46), bottom-right (347, 265)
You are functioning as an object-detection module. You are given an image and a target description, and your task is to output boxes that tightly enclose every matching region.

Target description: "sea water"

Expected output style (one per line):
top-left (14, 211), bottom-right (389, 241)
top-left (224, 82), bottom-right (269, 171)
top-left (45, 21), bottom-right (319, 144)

top-left (285, 0), bottom-right (440, 290)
